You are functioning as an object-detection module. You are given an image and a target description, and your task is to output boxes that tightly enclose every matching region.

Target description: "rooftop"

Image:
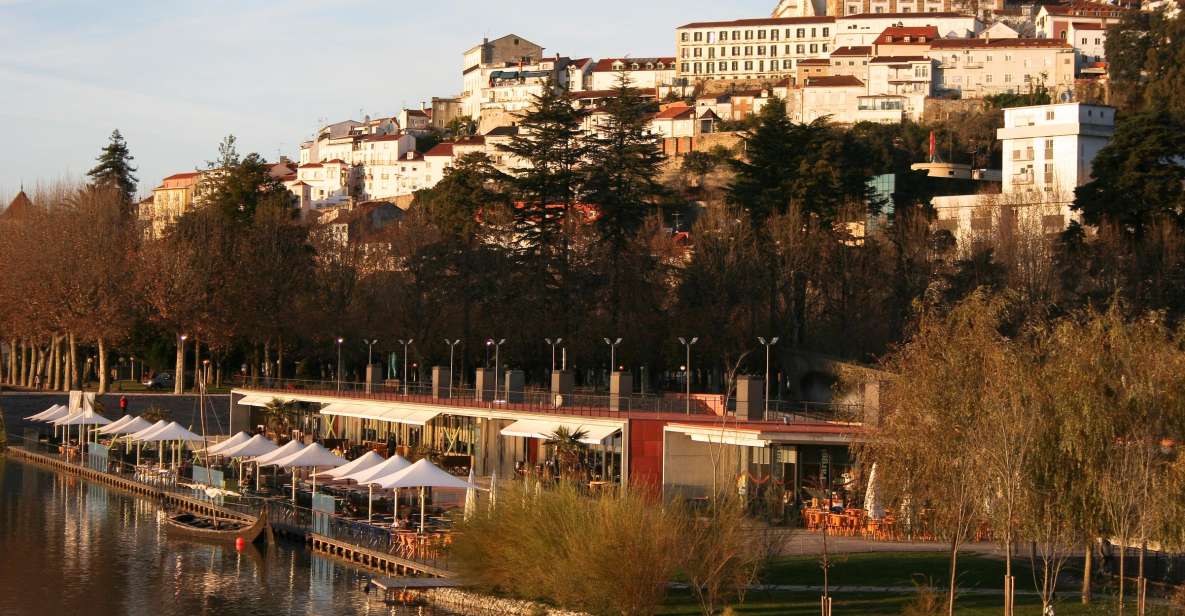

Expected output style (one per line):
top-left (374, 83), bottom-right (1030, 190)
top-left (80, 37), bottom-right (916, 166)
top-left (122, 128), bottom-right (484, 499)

top-left (804, 75), bottom-right (865, 88)
top-left (679, 16), bottom-right (834, 29)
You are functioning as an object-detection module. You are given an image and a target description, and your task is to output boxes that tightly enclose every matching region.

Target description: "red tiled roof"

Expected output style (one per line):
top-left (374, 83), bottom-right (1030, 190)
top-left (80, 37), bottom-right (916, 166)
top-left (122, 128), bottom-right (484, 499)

top-left (162, 172), bottom-right (200, 181)
top-left (454, 135), bottom-right (486, 146)
top-left (404, 109), bottom-right (429, 117)
top-left (805, 75), bottom-right (865, 87)
top-left (929, 38), bottom-right (1072, 49)
top-left (591, 57), bottom-right (676, 72)
top-left (830, 45), bottom-right (873, 56)
top-left (679, 16), bottom-right (834, 29)
top-left (568, 57), bottom-right (592, 69)
top-left (1070, 21), bottom-right (1107, 30)
top-left (875, 25), bottom-right (939, 44)
top-left (798, 58), bottom-right (831, 65)
top-left (1, 191), bottom-right (33, 219)
top-left (324, 158), bottom-right (348, 165)
top-left (870, 55), bottom-right (931, 62)
top-left (425, 143), bottom-right (454, 157)
top-left (569, 87), bottom-right (659, 100)
top-left (841, 11), bottom-right (966, 19)
top-left (363, 133), bottom-right (406, 142)
top-left (299, 163), bottom-right (323, 168)
top-left (654, 104), bottom-right (695, 119)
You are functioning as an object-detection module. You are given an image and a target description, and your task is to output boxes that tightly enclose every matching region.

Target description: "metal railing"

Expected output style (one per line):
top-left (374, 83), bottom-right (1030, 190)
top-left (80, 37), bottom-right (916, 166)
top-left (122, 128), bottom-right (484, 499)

top-left (233, 377), bottom-right (858, 425)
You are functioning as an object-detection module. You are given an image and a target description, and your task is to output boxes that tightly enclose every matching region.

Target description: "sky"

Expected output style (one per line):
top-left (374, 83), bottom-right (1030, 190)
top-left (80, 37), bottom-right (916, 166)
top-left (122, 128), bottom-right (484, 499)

top-left (0, 0), bottom-right (774, 202)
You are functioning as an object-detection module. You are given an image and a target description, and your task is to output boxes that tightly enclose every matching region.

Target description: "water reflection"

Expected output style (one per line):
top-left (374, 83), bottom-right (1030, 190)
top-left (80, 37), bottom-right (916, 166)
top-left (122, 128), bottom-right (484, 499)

top-left (0, 456), bottom-right (460, 616)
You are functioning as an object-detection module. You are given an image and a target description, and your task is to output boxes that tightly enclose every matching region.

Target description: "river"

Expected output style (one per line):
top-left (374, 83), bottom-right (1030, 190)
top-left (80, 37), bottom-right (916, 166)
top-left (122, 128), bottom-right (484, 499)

top-left (0, 454), bottom-right (459, 616)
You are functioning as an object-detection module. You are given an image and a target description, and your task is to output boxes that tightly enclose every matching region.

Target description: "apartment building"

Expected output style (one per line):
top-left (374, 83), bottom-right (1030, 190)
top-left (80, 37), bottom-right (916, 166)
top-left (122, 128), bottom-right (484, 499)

top-left (1067, 22), bottom-right (1107, 72)
top-left (478, 55), bottom-right (572, 133)
top-left (773, 0), bottom-right (826, 17)
top-left (143, 172), bottom-right (201, 238)
top-left (588, 57), bottom-right (676, 91)
top-left (1035, 2), bottom-right (1129, 40)
top-left (932, 102), bottom-right (1115, 245)
top-left (675, 17), bottom-right (835, 83)
top-left (834, 13), bottom-right (981, 46)
top-left (829, 45), bottom-right (873, 82)
top-left (927, 38), bottom-right (1075, 99)
top-left (461, 34), bottom-right (546, 120)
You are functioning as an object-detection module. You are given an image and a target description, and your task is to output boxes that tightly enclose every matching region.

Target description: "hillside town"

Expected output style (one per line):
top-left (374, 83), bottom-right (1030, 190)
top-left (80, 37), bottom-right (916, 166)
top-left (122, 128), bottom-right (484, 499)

top-left (4, 1), bottom-right (1185, 615)
top-left (134, 0), bottom-right (1138, 247)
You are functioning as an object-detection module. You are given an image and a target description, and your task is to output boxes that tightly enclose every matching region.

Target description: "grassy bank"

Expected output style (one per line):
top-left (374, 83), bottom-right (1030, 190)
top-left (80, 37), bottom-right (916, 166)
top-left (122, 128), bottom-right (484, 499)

top-left (659, 590), bottom-right (1170, 615)
top-left (761, 551), bottom-right (1028, 589)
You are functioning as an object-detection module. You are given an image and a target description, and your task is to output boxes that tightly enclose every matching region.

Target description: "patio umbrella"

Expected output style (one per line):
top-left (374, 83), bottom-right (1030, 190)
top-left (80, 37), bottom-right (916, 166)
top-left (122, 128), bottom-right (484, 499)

top-left (341, 454), bottom-right (411, 522)
top-left (39, 406), bottom-right (73, 441)
top-left (128, 420), bottom-right (169, 441)
top-left (99, 416), bottom-right (154, 465)
top-left (25, 404), bottom-right (64, 421)
top-left (55, 409), bottom-right (112, 448)
top-left (864, 463), bottom-right (885, 520)
top-left (249, 439), bottom-right (306, 495)
top-left (370, 459), bottom-right (482, 533)
top-left (206, 431), bottom-right (252, 455)
top-left (463, 468), bottom-right (477, 521)
top-left (315, 450), bottom-right (382, 479)
top-left (218, 434), bottom-right (280, 490)
top-left (269, 443), bottom-right (347, 503)
top-left (133, 421), bottom-right (205, 469)
top-left (488, 471), bottom-right (497, 512)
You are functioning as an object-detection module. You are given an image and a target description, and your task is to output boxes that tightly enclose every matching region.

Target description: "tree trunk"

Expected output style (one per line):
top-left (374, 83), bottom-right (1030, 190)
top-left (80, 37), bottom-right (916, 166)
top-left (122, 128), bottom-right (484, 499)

top-left (174, 335), bottom-right (184, 395)
top-left (69, 333), bottom-right (79, 390)
top-left (97, 338), bottom-right (108, 395)
top-left (263, 338), bottom-right (271, 381)
top-left (1138, 542), bottom-right (1146, 616)
top-left (49, 337), bottom-right (58, 391)
top-left (1081, 542), bottom-right (1093, 604)
top-left (947, 539), bottom-right (960, 616)
top-left (1118, 542), bottom-right (1126, 615)
top-left (19, 339), bottom-right (28, 387)
top-left (277, 336), bottom-right (284, 383)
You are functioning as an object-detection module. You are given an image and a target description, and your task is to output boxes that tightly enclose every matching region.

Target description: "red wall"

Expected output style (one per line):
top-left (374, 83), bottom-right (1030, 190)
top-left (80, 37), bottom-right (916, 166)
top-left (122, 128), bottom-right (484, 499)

top-left (627, 418), bottom-right (669, 494)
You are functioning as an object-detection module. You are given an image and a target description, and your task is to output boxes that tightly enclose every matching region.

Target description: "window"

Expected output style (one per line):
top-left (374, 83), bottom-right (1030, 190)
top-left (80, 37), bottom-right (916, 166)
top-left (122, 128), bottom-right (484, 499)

top-left (822, 27), bottom-right (830, 37)
top-left (744, 45), bottom-right (753, 55)
top-left (744, 60), bottom-right (753, 70)
top-left (720, 30), bottom-right (728, 40)
top-left (811, 27), bottom-right (817, 37)
top-left (745, 30), bottom-right (753, 40)
top-left (848, 4), bottom-right (859, 13)
top-left (1044, 138), bottom-right (1055, 158)
top-left (822, 44), bottom-right (829, 52)
top-left (708, 48), bottom-right (715, 58)
top-left (681, 32), bottom-right (689, 42)
top-left (731, 61), bottom-right (738, 70)
top-left (810, 43), bottom-right (818, 53)
top-left (1043, 162), bottom-right (1054, 185)
top-left (719, 61), bottom-right (727, 70)
top-left (757, 45), bottom-right (766, 55)
top-left (985, 74), bottom-right (993, 83)
top-left (1045, 110), bottom-right (1055, 121)
top-left (772, 30), bottom-right (779, 40)
top-left (681, 62), bottom-right (689, 72)
top-left (733, 46), bottom-right (741, 55)
top-left (915, 65), bottom-right (929, 78)
top-left (796, 44), bottom-right (805, 53)
top-left (693, 47), bottom-right (702, 57)
top-left (693, 32), bottom-right (702, 41)
top-left (796, 28), bottom-right (805, 38)
top-left (758, 29), bottom-right (767, 39)
top-left (693, 62), bottom-right (701, 73)
top-left (784, 59), bottom-right (793, 68)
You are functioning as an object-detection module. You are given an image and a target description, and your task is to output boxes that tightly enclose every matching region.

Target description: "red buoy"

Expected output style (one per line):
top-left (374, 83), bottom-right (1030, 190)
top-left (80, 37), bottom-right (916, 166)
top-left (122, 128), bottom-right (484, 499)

top-left (235, 537), bottom-right (245, 551)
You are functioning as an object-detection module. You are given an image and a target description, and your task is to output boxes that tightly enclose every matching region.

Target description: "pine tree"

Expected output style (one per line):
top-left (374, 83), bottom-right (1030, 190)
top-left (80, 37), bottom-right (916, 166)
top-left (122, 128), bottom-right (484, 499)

top-left (87, 129), bottom-right (138, 208)
top-left (583, 71), bottom-right (667, 255)
top-left (195, 135), bottom-right (289, 224)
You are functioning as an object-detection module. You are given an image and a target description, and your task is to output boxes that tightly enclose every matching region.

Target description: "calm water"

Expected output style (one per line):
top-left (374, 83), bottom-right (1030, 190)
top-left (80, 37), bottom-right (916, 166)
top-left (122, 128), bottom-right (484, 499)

top-left (0, 454), bottom-right (459, 616)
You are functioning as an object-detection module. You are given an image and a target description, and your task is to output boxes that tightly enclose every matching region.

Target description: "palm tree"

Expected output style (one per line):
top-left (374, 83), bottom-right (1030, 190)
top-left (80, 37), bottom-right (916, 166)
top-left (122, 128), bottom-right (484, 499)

top-left (262, 398), bottom-right (298, 439)
top-left (544, 426), bottom-right (589, 482)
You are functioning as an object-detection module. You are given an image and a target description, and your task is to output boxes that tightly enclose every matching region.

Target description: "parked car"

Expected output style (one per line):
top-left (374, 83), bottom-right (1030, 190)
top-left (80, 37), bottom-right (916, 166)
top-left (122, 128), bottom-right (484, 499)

top-left (143, 371), bottom-right (174, 390)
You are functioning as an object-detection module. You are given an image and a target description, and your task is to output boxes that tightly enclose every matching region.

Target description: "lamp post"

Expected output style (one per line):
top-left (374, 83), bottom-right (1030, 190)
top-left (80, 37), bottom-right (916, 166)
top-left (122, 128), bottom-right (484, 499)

top-left (602, 338), bottom-right (622, 386)
top-left (130, 356), bottom-right (137, 384)
top-left (757, 337), bottom-right (780, 416)
top-left (364, 339), bottom-right (379, 367)
top-left (544, 338), bottom-right (563, 375)
top-left (202, 359), bottom-right (210, 387)
top-left (444, 339), bottom-right (461, 397)
top-left (398, 339), bottom-right (414, 395)
top-left (487, 338), bottom-right (505, 400)
top-left (335, 337), bottom-right (344, 391)
top-left (678, 337), bottom-right (698, 415)
top-left (177, 334), bottom-right (188, 395)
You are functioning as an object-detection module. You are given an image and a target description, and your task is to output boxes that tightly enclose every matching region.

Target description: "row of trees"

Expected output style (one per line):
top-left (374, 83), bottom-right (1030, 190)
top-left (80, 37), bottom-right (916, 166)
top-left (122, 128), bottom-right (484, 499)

top-left (861, 294), bottom-right (1185, 615)
top-left (2, 14), bottom-right (1185, 398)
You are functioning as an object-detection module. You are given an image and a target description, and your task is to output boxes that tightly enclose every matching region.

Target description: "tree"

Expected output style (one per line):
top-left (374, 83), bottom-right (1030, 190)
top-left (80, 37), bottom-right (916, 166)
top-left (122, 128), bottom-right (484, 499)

top-left (1073, 113), bottom-right (1185, 236)
top-left (195, 135), bottom-right (289, 223)
top-left (86, 129), bottom-right (138, 210)
top-left (544, 426), bottom-right (589, 481)
top-left (1105, 10), bottom-right (1185, 115)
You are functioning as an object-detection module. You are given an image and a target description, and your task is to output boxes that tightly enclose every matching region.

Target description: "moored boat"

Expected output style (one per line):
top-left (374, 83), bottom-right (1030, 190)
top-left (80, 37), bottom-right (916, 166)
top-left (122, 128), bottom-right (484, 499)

top-left (163, 508), bottom-right (267, 544)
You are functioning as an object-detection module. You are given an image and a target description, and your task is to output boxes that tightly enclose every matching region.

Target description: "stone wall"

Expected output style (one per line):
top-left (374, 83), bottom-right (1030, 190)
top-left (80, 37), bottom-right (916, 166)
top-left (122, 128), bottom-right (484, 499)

top-left (423, 588), bottom-right (589, 616)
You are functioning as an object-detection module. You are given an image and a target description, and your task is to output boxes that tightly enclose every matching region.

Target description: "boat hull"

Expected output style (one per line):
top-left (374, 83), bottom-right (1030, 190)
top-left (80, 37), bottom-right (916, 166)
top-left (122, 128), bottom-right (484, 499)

top-left (164, 508), bottom-right (267, 544)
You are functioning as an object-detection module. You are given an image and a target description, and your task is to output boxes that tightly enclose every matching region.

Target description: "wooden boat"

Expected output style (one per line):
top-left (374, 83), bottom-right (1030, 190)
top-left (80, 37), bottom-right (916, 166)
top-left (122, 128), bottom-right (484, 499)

top-left (164, 508), bottom-right (267, 544)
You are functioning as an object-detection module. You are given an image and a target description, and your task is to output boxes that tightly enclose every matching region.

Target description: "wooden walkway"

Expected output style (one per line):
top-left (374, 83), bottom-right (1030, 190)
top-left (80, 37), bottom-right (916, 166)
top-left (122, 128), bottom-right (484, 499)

top-left (6, 446), bottom-right (253, 522)
top-left (309, 533), bottom-right (453, 578)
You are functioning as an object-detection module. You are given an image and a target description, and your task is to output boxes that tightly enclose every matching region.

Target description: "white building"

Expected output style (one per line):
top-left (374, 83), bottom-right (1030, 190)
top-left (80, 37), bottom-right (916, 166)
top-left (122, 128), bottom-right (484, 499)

top-left (1067, 22), bottom-right (1107, 73)
top-left (932, 102), bottom-right (1116, 245)
top-left (462, 34), bottom-right (546, 120)
top-left (588, 57), bottom-right (677, 91)
top-left (927, 38), bottom-right (1076, 100)
top-left (834, 13), bottom-right (982, 47)
top-left (1035, 2), bottom-right (1129, 40)
top-left (675, 17), bottom-right (835, 83)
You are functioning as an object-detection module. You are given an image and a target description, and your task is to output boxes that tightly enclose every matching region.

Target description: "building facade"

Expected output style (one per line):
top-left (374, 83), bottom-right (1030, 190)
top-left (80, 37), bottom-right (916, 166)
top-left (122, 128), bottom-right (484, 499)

top-left (675, 17), bottom-right (835, 84)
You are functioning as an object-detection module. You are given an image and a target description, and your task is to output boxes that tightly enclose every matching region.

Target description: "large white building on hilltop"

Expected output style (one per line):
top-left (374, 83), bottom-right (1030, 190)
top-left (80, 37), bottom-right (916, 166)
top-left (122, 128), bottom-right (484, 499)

top-left (675, 17), bottom-right (835, 84)
top-left (932, 102), bottom-right (1116, 247)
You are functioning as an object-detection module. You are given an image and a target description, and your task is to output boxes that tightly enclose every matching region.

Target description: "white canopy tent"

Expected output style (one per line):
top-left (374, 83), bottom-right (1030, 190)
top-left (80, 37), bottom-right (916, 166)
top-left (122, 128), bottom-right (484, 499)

top-left (249, 439), bottom-right (304, 465)
top-left (499, 419), bottom-right (621, 445)
top-left (368, 458), bottom-right (482, 532)
top-left (128, 420), bottom-right (169, 441)
top-left (54, 410), bottom-right (112, 447)
top-left (100, 416), bottom-right (153, 436)
top-left (318, 402), bottom-right (440, 427)
top-left (341, 454), bottom-right (411, 521)
top-left (269, 443), bottom-right (347, 502)
top-left (25, 404), bottom-right (64, 421)
top-left (315, 450), bottom-right (383, 479)
top-left (218, 434), bottom-right (280, 490)
top-left (98, 414), bottom-right (135, 434)
top-left (206, 431), bottom-right (252, 455)
top-left (39, 406), bottom-right (72, 423)
top-left (463, 468), bottom-right (477, 521)
top-left (131, 421), bottom-right (205, 469)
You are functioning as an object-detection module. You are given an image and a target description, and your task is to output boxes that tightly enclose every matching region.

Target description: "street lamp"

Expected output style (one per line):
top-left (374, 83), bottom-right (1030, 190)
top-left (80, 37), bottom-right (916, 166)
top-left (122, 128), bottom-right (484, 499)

top-left (487, 338), bottom-right (505, 400)
top-left (757, 337), bottom-right (780, 416)
top-left (603, 338), bottom-right (622, 384)
top-left (444, 339), bottom-right (461, 397)
top-left (678, 337), bottom-right (699, 415)
top-left (398, 339), bottom-right (414, 395)
top-left (364, 339), bottom-right (379, 367)
top-left (544, 338), bottom-right (563, 374)
top-left (177, 334), bottom-right (188, 394)
top-left (335, 337), bottom-right (344, 391)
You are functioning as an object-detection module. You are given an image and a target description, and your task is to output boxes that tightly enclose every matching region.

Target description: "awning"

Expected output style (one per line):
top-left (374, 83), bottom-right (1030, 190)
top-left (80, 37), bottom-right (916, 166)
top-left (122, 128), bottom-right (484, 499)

top-left (237, 395), bottom-right (273, 406)
top-left (665, 423), bottom-right (769, 448)
top-left (319, 403), bottom-right (439, 426)
top-left (500, 419), bottom-right (621, 445)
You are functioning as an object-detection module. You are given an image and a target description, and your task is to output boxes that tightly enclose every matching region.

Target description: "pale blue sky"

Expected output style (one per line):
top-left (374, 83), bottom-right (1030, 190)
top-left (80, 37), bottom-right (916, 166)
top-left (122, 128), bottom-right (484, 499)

top-left (0, 0), bottom-right (773, 201)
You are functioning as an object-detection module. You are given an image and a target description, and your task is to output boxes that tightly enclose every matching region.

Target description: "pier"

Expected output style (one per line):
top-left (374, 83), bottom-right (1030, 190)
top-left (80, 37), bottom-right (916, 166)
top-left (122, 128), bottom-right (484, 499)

top-left (309, 533), bottom-right (454, 578)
